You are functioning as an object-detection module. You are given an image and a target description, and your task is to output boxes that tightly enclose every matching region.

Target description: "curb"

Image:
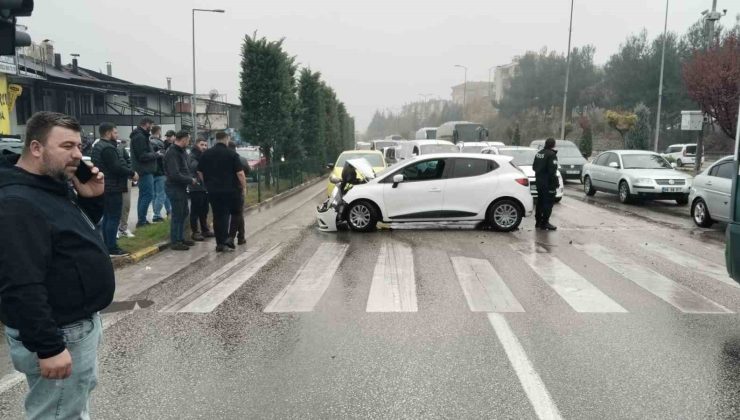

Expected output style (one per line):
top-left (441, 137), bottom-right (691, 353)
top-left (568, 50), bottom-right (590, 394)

top-left (111, 175), bottom-right (326, 269)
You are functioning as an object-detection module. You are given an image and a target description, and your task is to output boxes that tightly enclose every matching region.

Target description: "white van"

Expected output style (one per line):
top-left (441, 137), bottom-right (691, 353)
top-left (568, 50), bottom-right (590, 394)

top-left (415, 127), bottom-right (437, 140)
top-left (662, 144), bottom-right (704, 167)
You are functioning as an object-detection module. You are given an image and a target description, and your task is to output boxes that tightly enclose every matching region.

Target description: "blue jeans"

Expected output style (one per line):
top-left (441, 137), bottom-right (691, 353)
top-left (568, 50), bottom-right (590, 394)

top-left (5, 313), bottom-right (102, 420)
top-left (136, 173), bottom-right (154, 225)
top-left (153, 175), bottom-right (171, 220)
top-left (102, 192), bottom-right (123, 252)
top-left (166, 185), bottom-right (189, 243)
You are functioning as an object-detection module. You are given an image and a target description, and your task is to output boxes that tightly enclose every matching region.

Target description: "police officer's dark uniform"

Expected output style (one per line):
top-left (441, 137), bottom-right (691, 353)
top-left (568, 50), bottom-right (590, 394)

top-left (532, 143), bottom-right (560, 230)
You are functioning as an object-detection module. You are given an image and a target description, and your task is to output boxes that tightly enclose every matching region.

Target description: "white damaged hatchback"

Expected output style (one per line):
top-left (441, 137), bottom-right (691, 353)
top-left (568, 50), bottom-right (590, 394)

top-left (317, 153), bottom-right (534, 233)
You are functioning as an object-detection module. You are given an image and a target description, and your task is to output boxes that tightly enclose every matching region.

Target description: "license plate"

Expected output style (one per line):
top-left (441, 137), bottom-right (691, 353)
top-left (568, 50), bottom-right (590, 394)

top-left (662, 187), bottom-right (682, 192)
top-left (566, 170), bottom-right (580, 174)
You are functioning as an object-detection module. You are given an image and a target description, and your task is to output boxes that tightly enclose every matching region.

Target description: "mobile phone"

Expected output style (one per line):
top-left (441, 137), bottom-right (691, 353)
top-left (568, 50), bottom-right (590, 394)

top-left (75, 160), bottom-right (94, 183)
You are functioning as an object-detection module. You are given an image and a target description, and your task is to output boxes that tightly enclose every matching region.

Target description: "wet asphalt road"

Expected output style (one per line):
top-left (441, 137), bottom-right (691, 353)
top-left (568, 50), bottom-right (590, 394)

top-left (1, 181), bottom-right (739, 419)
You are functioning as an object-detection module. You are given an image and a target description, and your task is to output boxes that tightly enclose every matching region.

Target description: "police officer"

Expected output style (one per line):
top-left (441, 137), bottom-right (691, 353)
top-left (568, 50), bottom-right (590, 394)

top-left (532, 137), bottom-right (560, 231)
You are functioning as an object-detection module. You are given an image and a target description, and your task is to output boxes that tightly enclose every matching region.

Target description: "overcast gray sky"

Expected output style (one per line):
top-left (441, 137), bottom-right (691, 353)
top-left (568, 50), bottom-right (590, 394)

top-left (20, 0), bottom-right (736, 131)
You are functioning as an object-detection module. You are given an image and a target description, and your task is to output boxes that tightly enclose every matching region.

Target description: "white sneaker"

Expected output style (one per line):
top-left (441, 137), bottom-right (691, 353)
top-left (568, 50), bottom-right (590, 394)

top-left (123, 229), bottom-right (135, 238)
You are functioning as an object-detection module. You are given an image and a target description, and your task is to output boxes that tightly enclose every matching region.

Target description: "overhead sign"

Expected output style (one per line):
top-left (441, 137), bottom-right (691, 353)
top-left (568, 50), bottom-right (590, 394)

top-left (681, 110), bottom-right (704, 131)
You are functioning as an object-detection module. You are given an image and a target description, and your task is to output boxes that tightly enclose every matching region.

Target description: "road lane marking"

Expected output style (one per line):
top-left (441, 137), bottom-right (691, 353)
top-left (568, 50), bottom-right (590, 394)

top-left (264, 243), bottom-right (349, 312)
top-left (176, 244), bottom-right (283, 313)
top-left (451, 256), bottom-right (524, 312)
top-left (514, 246), bottom-right (627, 313)
top-left (488, 314), bottom-right (563, 420)
top-left (577, 244), bottom-right (732, 314)
top-left (160, 247), bottom-right (264, 313)
top-left (366, 241), bottom-right (417, 312)
top-left (640, 243), bottom-right (740, 289)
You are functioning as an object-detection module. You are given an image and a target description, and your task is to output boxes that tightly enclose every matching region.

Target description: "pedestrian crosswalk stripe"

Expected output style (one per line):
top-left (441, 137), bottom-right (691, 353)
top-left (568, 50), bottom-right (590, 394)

top-left (488, 314), bottom-right (563, 420)
top-left (177, 244), bottom-right (283, 313)
top-left (160, 247), bottom-right (265, 313)
top-left (264, 243), bottom-right (349, 313)
top-left (451, 256), bottom-right (525, 312)
top-left (577, 244), bottom-right (732, 314)
top-left (514, 246), bottom-right (628, 313)
top-left (640, 242), bottom-right (740, 289)
top-left (366, 241), bottom-right (417, 312)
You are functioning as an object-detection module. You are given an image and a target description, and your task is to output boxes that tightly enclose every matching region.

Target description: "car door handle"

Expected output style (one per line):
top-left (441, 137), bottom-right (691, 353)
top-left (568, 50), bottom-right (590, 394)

top-left (428, 187), bottom-right (442, 192)
top-left (706, 181), bottom-right (713, 186)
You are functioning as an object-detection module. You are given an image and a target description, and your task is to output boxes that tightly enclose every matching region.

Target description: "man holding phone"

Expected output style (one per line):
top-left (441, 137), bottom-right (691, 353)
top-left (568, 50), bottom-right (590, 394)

top-left (92, 122), bottom-right (139, 256)
top-left (0, 112), bottom-right (115, 418)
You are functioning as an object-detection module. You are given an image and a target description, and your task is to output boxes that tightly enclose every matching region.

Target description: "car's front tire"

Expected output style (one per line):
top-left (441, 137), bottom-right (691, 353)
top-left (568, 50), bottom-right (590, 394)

top-left (583, 176), bottom-right (596, 196)
top-left (487, 199), bottom-right (523, 232)
top-left (619, 181), bottom-right (633, 204)
top-left (346, 201), bottom-right (379, 232)
top-left (691, 198), bottom-right (714, 227)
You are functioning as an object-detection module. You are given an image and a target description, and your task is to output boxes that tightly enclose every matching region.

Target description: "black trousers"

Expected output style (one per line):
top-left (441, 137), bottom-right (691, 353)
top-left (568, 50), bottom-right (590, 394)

top-left (189, 191), bottom-right (210, 233)
top-left (228, 191), bottom-right (245, 242)
top-left (209, 192), bottom-right (241, 246)
top-left (165, 186), bottom-right (189, 244)
top-left (535, 185), bottom-right (555, 224)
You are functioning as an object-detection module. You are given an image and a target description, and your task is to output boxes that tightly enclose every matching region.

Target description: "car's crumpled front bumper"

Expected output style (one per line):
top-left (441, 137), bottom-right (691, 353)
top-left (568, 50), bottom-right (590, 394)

top-left (317, 198), bottom-right (339, 232)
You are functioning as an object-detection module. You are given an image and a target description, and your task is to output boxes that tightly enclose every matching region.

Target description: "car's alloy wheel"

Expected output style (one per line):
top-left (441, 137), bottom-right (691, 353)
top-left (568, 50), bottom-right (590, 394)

top-left (347, 201), bottom-right (378, 232)
top-left (488, 200), bottom-right (522, 232)
top-left (584, 176), bottom-right (596, 196)
top-left (619, 182), bottom-right (632, 204)
top-left (692, 199), bottom-right (713, 227)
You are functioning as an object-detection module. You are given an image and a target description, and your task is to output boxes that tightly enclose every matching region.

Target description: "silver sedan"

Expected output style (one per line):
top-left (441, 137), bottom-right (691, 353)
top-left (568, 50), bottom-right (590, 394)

top-left (582, 150), bottom-right (693, 205)
top-left (689, 156), bottom-right (734, 227)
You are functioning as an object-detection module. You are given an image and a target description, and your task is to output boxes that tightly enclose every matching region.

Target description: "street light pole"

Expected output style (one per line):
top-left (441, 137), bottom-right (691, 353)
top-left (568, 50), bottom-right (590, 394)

top-left (192, 8), bottom-right (225, 142)
top-left (454, 64), bottom-right (468, 119)
top-left (654, 0), bottom-right (669, 152)
top-left (560, 0), bottom-right (575, 140)
top-left (695, 0), bottom-right (724, 174)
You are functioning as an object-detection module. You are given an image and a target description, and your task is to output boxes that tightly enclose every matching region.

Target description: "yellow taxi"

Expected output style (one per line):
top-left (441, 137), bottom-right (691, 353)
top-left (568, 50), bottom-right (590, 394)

top-left (327, 150), bottom-right (386, 196)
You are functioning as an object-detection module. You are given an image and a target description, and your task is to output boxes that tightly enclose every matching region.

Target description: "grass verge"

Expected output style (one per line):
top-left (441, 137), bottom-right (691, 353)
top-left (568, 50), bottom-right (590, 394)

top-left (118, 221), bottom-right (170, 253)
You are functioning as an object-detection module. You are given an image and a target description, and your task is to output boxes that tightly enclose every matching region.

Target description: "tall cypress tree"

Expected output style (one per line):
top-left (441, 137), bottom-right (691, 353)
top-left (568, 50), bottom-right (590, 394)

top-left (297, 68), bottom-right (326, 163)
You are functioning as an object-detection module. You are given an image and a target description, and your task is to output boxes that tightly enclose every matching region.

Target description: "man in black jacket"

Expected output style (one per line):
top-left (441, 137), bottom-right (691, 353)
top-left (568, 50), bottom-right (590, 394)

top-left (0, 112), bottom-right (115, 418)
top-left (532, 137), bottom-right (560, 231)
top-left (130, 117), bottom-right (158, 227)
top-left (92, 122), bottom-right (138, 255)
top-left (164, 130), bottom-right (198, 250)
top-left (188, 137), bottom-right (213, 241)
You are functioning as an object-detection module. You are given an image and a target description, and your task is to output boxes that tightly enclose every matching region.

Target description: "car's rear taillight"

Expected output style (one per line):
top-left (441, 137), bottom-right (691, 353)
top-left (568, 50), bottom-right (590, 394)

top-left (515, 178), bottom-right (529, 187)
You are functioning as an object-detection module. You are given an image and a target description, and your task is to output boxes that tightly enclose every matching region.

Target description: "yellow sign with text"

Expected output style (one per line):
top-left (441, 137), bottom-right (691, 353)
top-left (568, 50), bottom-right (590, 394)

top-left (0, 73), bottom-right (8, 134)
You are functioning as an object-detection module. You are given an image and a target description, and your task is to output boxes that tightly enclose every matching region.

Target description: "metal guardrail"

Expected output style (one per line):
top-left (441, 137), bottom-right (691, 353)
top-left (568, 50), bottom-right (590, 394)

top-left (249, 159), bottom-right (327, 204)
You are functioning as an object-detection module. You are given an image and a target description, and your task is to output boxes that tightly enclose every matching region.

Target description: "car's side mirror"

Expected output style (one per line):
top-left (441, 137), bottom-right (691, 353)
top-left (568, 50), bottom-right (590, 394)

top-left (608, 162), bottom-right (620, 169)
top-left (329, 175), bottom-right (342, 184)
top-left (392, 174), bottom-right (404, 188)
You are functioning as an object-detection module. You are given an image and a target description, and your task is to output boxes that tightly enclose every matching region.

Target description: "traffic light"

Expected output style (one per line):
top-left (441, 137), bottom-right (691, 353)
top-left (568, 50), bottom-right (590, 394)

top-left (0, 0), bottom-right (34, 56)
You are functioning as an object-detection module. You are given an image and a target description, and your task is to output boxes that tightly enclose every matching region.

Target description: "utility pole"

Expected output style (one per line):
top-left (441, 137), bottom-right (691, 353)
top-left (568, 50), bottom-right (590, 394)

top-left (654, 0), bottom-right (669, 152)
top-left (192, 8), bottom-right (225, 141)
top-left (696, 0), bottom-right (725, 174)
top-left (560, 0), bottom-right (575, 140)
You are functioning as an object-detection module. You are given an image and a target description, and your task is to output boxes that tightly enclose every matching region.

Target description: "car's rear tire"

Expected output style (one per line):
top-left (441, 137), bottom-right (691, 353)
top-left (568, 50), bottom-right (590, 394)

top-left (676, 195), bottom-right (689, 206)
top-left (677, 159), bottom-right (683, 167)
top-left (346, 201), bottom-right (378, 232)
top-left (584, 176), bottom-right (596, 196)
top-left (691, 198), bottom-right (714, 227)
top-left (487, 199), bottom-right (523, 232)
top-left (618, 181), bottom-right (633, 204)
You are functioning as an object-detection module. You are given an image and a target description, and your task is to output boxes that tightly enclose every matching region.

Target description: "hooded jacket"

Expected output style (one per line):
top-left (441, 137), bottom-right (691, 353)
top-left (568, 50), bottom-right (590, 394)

top-left (130, 126), bottom-right (158, 175)
top-left (0, 152), bottom-right (115, 358)
top-left (91, 138), bottom-right (134, 193)
top-left (533, 148), bottom-right (560, 191)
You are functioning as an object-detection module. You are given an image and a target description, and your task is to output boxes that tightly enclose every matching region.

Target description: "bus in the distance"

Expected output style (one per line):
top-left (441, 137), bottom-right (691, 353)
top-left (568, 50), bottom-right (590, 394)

top-left (436, 121), bottom-right (489, 144)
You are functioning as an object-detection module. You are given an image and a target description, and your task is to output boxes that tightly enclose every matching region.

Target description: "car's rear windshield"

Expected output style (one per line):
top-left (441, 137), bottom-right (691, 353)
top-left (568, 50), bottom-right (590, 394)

top-left (555, 146), bottom-right (584, 158)
top-left (499, 149), bottom-right (537, 166)
top-left (237, 149), bottom-right (261, 160)
top-left (336, 153), bottom-right (384, 167)
top-left (421, 144), bottom-right (459, 154)
top-left (622, 154), bottom-right (672, 169)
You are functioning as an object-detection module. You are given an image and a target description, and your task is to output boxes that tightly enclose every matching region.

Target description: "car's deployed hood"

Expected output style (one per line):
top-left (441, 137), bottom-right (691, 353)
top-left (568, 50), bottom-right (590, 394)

top-left (346, 158), bottom-right (376, 180)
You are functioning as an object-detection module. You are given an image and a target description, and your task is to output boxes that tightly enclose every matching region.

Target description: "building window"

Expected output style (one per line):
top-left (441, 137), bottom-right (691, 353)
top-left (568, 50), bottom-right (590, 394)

top-left (129, 95), bottom-right (147, 108)
top-left (15, 89), bottom-right (33, 125)
top-left (80, 94), bottom-right (92, 115)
